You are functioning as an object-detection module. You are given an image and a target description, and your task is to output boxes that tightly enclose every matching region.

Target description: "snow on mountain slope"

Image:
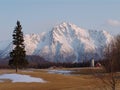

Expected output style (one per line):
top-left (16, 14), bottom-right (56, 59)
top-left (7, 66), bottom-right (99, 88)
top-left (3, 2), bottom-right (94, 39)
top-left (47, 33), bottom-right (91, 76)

top-left (24, 33), bottom-right (45, 55)
top-left (0, 22), bottom-right (113, 63)
top-left (0, 40), bottom-right (13, 58)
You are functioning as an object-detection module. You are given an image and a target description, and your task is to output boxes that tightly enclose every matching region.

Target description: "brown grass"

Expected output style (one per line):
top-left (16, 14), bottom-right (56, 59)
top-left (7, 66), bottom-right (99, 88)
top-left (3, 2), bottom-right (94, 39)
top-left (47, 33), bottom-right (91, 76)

top-left (0, 68), bottom-right (119, 90)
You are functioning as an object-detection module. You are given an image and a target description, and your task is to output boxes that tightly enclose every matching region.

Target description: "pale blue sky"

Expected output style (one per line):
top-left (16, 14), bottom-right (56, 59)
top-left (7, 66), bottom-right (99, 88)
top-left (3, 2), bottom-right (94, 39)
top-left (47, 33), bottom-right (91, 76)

top-left (0, 0), bottom-right (120, 41)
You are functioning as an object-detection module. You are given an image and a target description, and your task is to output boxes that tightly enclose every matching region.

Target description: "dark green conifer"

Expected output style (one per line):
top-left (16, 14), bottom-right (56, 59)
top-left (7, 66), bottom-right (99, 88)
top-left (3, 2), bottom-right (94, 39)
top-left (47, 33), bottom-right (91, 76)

top-left (9, 21), bottom-right (28, 72)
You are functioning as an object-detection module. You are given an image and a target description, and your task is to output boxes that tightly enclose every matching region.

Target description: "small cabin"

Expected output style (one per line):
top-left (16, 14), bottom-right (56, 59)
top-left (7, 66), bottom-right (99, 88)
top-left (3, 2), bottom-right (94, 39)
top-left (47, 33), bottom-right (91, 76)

top-left (95, 62), bottom-right (101, 67)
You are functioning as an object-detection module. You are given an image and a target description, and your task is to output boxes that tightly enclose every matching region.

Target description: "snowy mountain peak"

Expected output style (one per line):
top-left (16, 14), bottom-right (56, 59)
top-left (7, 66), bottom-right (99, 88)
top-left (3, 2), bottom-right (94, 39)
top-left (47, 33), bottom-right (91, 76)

top-left (52, 22), bottom-right (89, 39)
top-left (0, 22), bottom-right (113, 63)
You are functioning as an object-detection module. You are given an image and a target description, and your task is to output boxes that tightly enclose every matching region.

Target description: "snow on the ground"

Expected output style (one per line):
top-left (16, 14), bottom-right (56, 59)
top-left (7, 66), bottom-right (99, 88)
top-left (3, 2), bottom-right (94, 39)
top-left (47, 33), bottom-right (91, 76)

top-left (0, 74), bottom-right (46, 83)
top-left (48, 70), bottom-right (72, 75)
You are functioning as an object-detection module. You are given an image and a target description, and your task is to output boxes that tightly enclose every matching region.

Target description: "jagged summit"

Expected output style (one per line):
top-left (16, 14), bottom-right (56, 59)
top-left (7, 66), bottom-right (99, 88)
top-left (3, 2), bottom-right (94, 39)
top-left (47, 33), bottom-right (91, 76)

top-left (0, 22), bottom-right (113, 63)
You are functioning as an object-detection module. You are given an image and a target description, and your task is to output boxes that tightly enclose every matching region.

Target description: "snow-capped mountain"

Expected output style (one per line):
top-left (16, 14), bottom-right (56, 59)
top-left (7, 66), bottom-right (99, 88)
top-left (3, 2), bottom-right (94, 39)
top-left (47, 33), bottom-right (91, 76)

top-left (0, 22), bottom-right (113, 63)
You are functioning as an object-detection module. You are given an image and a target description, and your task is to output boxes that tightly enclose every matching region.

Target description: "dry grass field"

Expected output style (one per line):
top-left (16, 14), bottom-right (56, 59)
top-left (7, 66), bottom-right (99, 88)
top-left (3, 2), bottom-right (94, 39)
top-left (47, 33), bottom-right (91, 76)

top-left (0, 68), bottom-right (119, 90)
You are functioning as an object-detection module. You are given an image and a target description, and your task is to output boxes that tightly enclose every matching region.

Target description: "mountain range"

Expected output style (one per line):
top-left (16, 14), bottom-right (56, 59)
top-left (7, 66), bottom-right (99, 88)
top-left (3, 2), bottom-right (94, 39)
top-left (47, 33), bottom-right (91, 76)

top-left (0, 22), bottom-right (113, 63)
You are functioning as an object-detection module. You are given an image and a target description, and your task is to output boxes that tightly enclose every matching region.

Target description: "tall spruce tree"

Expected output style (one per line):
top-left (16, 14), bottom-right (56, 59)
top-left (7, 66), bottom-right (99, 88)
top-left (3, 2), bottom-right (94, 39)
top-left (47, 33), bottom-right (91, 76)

top-left (9, 21), bottom-right (28, 73)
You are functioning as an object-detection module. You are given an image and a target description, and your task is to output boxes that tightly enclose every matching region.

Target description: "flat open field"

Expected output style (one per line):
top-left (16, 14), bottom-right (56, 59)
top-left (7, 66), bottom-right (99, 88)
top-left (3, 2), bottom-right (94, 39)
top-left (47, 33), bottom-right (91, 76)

top-left (0, 68), bottom-right (119, 90)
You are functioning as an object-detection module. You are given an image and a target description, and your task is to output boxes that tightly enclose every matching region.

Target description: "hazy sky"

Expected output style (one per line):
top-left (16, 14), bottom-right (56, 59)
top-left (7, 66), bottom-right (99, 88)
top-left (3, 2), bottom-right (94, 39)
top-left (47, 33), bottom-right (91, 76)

top-left (0, 0), bottom-right (120, 41)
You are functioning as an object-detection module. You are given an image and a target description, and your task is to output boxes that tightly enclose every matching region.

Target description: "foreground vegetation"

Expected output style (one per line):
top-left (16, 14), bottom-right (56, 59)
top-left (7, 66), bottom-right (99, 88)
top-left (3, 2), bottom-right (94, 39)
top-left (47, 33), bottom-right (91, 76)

top-left (0, 68), bottom-right (119, 90)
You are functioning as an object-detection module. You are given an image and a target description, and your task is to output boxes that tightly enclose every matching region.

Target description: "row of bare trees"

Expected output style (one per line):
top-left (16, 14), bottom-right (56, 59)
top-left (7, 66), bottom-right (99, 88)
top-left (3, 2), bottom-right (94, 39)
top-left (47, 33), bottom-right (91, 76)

top-left (104, 35), bottom-right (120, 72)
top-left (95, 35), bottom-right (120, 90)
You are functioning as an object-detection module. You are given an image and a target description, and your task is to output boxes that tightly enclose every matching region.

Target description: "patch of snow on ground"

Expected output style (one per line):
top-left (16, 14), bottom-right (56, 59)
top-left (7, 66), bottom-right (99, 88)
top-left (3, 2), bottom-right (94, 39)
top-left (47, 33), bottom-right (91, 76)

top-left (48, 70), bottom-right (72, 75)
top-left (0, 74), bottom-right (46, 83)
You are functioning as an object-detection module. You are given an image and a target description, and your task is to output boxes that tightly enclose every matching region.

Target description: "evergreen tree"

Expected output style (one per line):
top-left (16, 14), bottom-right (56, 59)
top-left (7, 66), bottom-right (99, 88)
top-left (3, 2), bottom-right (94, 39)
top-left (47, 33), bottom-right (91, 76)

top-left (9, 21), bottom-right (28, 72)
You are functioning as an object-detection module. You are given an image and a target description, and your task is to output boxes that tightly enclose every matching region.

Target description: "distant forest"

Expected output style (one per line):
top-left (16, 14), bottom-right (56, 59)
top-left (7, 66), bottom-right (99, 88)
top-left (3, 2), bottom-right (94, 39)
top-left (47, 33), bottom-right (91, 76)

top-left (0, 55), bottom-right (106, 69)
